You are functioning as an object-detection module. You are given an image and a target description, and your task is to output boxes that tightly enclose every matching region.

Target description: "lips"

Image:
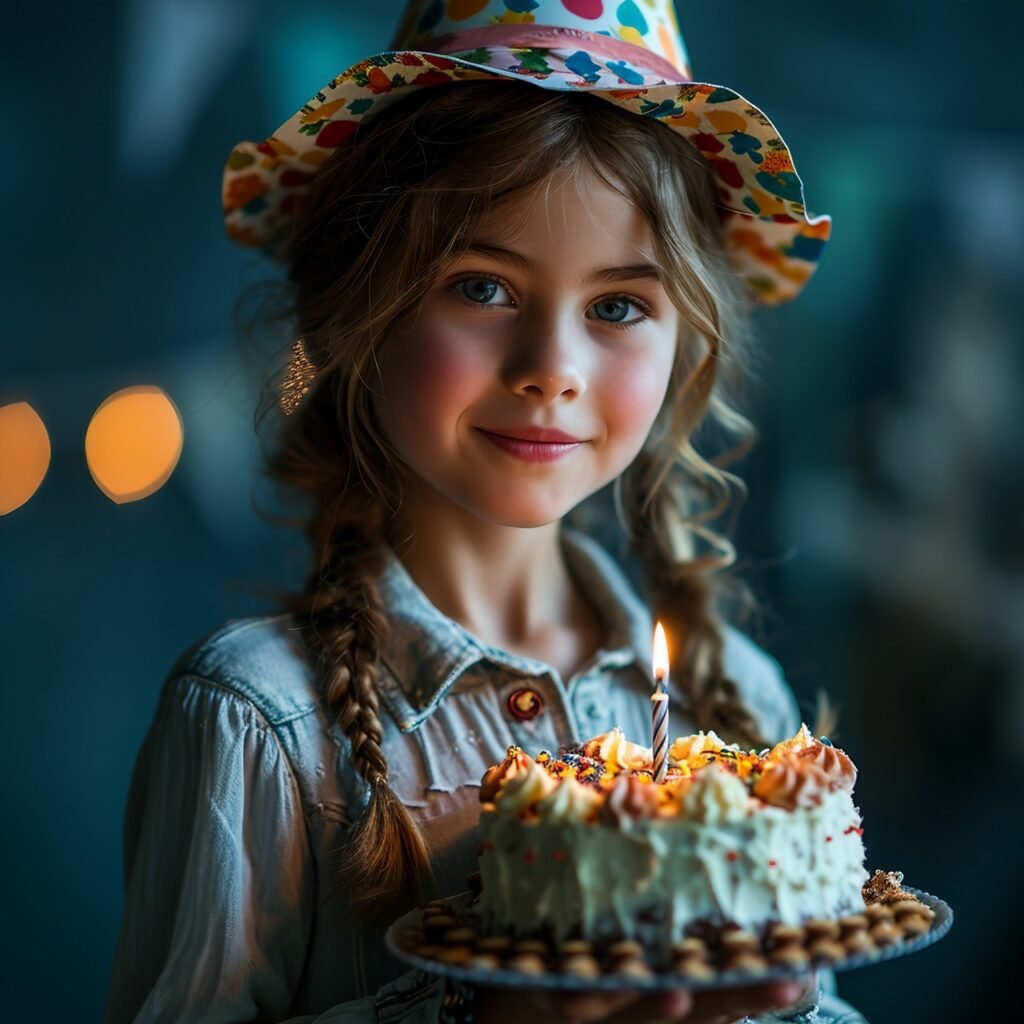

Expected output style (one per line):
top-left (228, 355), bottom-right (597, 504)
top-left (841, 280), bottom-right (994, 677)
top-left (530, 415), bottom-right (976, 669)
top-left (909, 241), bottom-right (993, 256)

top-left (474, 427), bottom-right (584, 464)
top-left (480, 425), bottom-right (583, 443)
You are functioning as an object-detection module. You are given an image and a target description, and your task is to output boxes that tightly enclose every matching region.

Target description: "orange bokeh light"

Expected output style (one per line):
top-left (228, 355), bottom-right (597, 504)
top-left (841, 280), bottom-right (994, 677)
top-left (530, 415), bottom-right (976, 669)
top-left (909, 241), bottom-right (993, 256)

top-left (0, 402), bottom-right (51, 515)
top-left (85, 386), bottom-right (184, 504)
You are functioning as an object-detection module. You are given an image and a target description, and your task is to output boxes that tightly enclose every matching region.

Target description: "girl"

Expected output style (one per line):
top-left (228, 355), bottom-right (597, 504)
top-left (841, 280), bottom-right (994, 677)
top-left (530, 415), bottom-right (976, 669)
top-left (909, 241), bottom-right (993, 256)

top-left (105, 2), bottom-right (864, 1022)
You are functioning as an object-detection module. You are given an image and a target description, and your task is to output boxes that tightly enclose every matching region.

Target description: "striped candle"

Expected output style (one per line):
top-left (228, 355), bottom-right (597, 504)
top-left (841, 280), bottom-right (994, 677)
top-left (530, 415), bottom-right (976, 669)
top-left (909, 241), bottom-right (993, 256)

top-left (651, 621), bottom-right (669, 783)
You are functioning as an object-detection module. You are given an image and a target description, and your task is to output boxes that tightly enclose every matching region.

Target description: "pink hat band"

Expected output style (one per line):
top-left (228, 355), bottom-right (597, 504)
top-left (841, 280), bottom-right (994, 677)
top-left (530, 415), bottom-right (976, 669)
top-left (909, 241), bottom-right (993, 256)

top-left (426, 24), bottom-right (689, 81)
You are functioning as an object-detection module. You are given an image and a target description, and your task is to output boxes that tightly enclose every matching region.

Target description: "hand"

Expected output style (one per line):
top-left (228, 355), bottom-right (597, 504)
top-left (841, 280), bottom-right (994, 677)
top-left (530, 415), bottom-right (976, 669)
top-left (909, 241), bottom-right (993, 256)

top-left (472, 978), bottom-right (808, 1024)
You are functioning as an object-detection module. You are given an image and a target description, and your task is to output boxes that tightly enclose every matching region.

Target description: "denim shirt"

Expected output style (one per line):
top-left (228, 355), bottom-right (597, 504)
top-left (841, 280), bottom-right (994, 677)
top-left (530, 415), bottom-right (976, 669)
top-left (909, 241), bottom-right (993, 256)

top-left (103, 525), bottom-right (859, 1024)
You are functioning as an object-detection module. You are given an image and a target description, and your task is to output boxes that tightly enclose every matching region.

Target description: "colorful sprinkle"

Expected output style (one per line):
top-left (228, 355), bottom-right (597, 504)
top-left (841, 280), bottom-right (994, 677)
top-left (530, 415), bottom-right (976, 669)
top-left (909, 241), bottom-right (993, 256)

top-left (726, 851), bottom-right (739, 863)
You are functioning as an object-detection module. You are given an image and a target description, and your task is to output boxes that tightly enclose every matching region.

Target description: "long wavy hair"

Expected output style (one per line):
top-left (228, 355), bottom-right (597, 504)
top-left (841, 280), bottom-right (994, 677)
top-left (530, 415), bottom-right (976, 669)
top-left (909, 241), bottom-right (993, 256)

top-left (242, 80), bottom-right (781, 925)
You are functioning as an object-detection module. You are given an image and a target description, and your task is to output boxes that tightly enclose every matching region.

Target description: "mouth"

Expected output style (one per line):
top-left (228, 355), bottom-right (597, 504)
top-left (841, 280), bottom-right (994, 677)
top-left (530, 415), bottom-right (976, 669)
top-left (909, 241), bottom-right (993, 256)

top-left (474, 427), bottom-right (585, 464)
top-left (478, 426), bottom-right (584, 444)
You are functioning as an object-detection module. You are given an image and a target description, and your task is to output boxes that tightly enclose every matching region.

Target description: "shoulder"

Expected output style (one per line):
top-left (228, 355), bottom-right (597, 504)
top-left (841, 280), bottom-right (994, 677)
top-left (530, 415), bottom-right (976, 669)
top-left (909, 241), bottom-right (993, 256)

top-left (721, 624), bottom-right (802, 745)
top-left (152, 615), bottom-right (365, 824)
top-left (167, 613), bottom-right (320, 728)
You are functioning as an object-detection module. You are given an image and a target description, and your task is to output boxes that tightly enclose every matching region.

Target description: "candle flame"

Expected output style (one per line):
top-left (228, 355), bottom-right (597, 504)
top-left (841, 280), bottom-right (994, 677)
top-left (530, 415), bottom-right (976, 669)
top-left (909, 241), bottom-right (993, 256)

top-left (652, 621), bottom-right (669, 681)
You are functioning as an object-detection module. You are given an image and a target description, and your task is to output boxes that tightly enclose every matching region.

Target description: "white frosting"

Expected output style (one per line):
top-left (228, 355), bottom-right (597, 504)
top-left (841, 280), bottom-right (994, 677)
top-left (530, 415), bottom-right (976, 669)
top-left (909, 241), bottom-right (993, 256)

top-left (669, 730), bottom-right (728, 762)
top-left (679, 763), bottom-right (752, 825)
top-left (535, 775), bottom-right (602, 822)
top-left (477, 746), bottom-right (869, 945)
top-left (494, 756), bottom-right (557, 817)
top-left (591, 728), bottom-right (652, 772)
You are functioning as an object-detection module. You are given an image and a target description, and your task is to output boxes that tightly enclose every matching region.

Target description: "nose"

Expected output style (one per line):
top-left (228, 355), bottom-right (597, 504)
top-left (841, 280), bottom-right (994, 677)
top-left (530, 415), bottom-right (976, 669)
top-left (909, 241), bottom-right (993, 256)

top-left (501, 309), bottom-right (587, 401)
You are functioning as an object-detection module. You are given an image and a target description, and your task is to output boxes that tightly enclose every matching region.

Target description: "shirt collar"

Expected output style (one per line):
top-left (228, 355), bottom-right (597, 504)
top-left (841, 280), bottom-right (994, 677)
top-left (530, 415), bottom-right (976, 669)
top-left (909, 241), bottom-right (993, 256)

top-left (377, 525), bottom-right (653, 732)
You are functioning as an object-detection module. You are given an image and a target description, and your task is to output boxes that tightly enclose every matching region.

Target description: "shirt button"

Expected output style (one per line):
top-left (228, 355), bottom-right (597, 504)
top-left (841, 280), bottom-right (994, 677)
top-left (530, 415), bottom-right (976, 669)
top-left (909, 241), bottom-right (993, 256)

top-left (507, 688), bottom-right (544, 721)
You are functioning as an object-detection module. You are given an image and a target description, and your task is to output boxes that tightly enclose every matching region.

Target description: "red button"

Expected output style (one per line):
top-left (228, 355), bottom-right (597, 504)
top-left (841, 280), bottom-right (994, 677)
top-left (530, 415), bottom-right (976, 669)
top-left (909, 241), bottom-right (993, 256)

top-left (507, 688), bottom-right (544, 721)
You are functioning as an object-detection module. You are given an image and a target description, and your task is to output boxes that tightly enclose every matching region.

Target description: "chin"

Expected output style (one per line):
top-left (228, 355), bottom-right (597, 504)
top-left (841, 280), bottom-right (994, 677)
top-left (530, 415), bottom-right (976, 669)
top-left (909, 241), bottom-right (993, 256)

top-left (472, 495), bottom-right (576, 530)
top-left (496, 512), bottom-right (563, 530)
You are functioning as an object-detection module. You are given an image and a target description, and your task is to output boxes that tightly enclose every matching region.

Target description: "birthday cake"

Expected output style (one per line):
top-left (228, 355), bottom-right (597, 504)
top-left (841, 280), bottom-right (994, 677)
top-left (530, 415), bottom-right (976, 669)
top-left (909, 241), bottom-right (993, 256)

top-left (474, 724), bottom-right (871, 954)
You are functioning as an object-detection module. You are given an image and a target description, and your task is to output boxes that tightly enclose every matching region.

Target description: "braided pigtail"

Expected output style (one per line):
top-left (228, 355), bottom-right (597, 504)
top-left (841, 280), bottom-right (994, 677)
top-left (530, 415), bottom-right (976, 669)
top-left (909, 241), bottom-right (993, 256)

top-left (298, 506), bottom-right (434, 923)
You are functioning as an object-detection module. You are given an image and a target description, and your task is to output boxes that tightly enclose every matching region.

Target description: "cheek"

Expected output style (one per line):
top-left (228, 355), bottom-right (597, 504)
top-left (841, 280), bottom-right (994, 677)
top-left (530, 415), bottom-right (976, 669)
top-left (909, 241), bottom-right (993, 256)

top-left (376, 323), bottom-right (491, 444)
top-left (596, 349), bottom-right (674, 439)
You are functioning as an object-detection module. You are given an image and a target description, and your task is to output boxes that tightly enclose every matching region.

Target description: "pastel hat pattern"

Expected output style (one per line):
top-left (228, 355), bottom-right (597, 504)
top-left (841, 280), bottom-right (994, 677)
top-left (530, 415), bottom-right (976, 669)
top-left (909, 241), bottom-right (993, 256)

top-left (223, 0), bottom-right (831, 306)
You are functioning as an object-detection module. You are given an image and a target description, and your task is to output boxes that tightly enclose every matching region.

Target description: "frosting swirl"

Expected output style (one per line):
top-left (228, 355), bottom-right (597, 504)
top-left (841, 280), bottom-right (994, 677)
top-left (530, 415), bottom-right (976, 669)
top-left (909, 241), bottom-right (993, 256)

top-left (599, 773), bottom-right (661, 827)
top-left (480, 746), bottom-right (531, 803)
top-left (679, 762), bottom-right (751, 824)
top-left (754, 725), bottom-right (858, 810)
top-left (669, 729), bottom-right (727, 764)
top-left (495, 755), bottom-right (558, 817)
top-left (582, 728), bottom-right (652, 774)
top-left (536, 775), bottom-right (603, 823)
top-left (767, 722), bottom-right (816, 757)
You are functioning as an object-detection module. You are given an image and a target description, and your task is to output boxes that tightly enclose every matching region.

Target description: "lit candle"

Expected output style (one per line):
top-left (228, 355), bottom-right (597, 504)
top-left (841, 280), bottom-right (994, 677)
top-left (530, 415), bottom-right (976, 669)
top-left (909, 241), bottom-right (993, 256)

top-left (651, 621), bottom-right (669, 783)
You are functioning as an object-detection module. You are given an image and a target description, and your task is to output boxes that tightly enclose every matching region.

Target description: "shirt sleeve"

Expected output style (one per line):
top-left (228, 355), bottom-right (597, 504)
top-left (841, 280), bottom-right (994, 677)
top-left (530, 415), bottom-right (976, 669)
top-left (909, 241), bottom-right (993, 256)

top-left (103, 674), bottom-right (447, 1024)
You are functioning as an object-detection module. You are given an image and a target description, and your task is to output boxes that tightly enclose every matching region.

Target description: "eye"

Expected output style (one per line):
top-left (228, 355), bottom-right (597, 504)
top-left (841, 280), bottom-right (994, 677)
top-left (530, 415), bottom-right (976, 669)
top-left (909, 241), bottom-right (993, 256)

top-left (451, 275), bottom-right (515, 307)
top-left (588, 296), bottom-right (652, 330)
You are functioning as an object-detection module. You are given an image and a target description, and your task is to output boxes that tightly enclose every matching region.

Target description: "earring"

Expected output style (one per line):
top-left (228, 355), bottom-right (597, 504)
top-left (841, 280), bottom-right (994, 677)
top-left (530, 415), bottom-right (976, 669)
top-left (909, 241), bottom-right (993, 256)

top-left (279, 338), bottom-right (318, 416)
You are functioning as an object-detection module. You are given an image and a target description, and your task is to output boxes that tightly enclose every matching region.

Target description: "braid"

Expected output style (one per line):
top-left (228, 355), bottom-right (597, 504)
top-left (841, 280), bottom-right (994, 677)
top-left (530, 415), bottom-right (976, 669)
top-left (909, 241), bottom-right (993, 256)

top-left (299, 509), bottom-right (434, 923)
top-left (620, 450), bottom-right (769, 752)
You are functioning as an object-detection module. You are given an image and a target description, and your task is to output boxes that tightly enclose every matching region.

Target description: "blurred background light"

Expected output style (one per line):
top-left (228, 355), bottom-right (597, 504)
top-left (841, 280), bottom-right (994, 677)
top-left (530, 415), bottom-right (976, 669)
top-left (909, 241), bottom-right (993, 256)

top-left (0, 402), bottom-right (51, 515)
top-left (84, 385), bottom-right (184, 504)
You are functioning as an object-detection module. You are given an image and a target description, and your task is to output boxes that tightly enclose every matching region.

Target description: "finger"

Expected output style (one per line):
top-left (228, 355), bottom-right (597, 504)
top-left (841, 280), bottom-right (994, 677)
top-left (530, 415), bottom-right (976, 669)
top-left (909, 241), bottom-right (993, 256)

top-left (550, 987), bottom-right (694, 1024)
top-left (550, 989), bottom-right (642, 1023)
top-left (687, 980), bottom-right (806, 1023)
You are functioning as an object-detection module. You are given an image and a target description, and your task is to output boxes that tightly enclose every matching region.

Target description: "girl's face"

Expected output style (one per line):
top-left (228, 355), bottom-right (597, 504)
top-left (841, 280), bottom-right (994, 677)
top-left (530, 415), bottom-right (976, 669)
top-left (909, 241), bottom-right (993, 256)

top-left (371, 167), bottom-right (681, 528)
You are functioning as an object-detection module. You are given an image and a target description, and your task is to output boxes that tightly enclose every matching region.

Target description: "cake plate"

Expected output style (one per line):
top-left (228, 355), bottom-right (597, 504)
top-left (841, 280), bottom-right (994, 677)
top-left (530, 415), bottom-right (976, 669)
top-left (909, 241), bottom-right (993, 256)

top-left (386, 886), bottom-right (952, 992)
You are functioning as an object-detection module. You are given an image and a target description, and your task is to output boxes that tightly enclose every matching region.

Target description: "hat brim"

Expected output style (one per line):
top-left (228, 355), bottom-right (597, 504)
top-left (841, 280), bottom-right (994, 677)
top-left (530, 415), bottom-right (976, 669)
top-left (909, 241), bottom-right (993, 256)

top-left (223, 47), bottom-right (830, 306)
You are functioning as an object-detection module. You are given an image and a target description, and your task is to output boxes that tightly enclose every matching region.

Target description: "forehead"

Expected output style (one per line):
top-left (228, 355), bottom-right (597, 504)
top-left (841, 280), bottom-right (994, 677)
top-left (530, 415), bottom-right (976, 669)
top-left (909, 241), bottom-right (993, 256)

top-left (473, 167), bottom-right (656, 262)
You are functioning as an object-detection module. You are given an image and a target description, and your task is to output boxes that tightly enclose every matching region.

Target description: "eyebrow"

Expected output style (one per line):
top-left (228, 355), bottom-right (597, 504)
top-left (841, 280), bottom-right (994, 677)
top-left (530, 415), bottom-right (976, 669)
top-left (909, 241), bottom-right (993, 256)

top-left (460, 242), bottom-right (664, 286)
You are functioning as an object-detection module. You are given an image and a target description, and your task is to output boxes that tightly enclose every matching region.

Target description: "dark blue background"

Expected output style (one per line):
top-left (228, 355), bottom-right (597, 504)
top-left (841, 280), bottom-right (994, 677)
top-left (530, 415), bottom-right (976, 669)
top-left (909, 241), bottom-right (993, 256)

top-left (3, 2), bottom-right (1020, 1019)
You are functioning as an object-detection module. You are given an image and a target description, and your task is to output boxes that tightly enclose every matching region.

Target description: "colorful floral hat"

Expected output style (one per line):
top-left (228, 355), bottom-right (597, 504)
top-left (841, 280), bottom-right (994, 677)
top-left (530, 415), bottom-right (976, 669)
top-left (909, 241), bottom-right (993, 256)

top-left (223, 0), bottom-right (831, 307)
